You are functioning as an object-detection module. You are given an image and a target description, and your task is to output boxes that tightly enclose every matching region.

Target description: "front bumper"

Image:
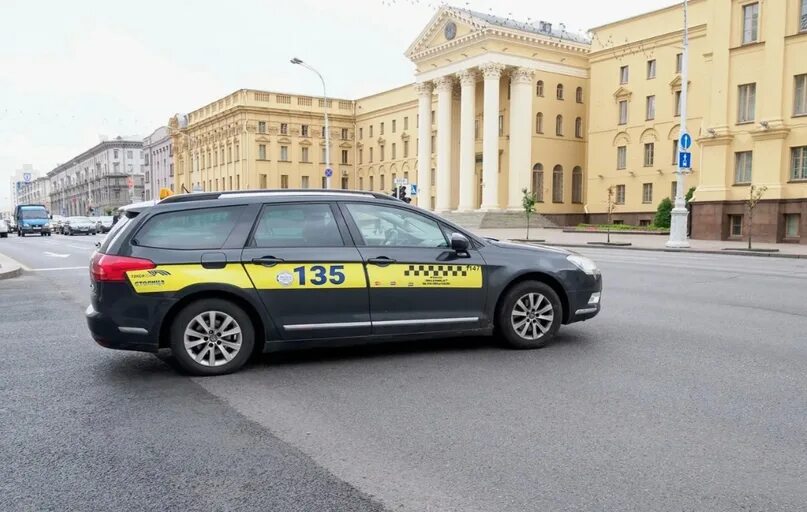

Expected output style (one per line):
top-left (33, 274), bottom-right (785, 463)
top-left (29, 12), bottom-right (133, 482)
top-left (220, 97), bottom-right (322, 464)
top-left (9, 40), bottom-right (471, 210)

top-left (565, 274), bottom-right (603, 323)
top-left (86, 303), bottom-right (159, 353)
top-left (20, 226), bottom-right (51, 234)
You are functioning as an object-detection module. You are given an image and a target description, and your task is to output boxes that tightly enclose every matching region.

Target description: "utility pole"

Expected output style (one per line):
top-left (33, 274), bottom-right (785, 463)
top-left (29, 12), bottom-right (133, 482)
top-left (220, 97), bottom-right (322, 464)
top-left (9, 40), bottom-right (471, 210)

top-left (667, 0), bottom-right (691, 248)
top-left (291, 58), bottom-right (331, 189)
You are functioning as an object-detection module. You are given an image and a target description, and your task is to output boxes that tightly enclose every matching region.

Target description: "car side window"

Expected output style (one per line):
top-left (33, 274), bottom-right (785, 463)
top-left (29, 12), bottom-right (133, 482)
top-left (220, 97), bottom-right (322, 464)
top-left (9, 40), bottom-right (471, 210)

top-left (134, 206), bottom-right (244, 250)
top-left (251, 203), bottom-right (344, 248)
top-left (345, 203), bottom-right (448, 248)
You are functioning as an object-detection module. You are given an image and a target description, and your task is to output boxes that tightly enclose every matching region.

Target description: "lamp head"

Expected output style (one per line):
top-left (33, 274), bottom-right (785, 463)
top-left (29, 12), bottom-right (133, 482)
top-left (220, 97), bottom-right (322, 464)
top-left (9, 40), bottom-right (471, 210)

top-left (290, 58), bottom-right (303, 65)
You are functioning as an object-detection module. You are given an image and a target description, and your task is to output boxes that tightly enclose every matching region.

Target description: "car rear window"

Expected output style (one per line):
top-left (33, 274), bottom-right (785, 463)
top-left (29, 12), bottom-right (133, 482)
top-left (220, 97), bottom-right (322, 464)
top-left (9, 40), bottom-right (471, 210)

top-left (134, 206), bottom-right (244, 250)
top-left (251, 203), bottom-right (344, 247)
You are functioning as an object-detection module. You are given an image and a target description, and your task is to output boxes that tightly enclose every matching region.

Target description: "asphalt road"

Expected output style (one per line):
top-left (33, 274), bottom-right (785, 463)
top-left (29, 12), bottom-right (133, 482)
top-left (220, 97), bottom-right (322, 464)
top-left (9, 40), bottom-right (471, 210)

top-left (1, 234), bottom-right (806, 511)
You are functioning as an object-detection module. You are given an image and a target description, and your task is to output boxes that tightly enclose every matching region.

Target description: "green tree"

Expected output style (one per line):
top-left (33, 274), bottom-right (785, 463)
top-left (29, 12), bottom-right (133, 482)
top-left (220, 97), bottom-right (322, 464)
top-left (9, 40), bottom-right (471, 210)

top-left (521, 188), bottom-right (537, 240)
top-left (654, 197), bottom-right (673, 229)
top-left (605, 186), bottom-right (617, 243)
top-left (746, 184), bottom-right (768, 250)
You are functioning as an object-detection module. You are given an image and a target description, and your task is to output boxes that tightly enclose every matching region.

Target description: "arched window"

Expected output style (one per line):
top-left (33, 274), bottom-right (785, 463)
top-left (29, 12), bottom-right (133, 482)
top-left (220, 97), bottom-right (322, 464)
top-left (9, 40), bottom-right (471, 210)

top-left (536, 113), bottom-right (544, 134)
top-left (575, 117), bottom-right (583, 138)
top-left (532, 163), bottom-right (544, 202)
top-left (556, 115), bottom-right (563, 136)
top-left (576, 87), bottom-right (583, 103)
top-left (536, 80), bottom-right (544, 97)
top-left (556, 84), bottom-right (564, 100)
top-left (572, 166), bottom-right (583, 204)
top-left (552, 165), bottom-right (564, 203)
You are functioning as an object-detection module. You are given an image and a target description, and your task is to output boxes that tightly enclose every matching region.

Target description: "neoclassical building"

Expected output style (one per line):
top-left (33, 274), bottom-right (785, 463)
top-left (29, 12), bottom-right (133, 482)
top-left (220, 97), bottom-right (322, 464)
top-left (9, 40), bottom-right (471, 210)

top-left (172, 2), bottom-right (807, 243)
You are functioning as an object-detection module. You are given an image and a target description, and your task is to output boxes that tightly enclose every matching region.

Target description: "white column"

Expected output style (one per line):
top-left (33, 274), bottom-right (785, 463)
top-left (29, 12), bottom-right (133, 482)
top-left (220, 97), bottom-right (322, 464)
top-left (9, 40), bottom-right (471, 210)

top-left (480, 63), bottom-right (505, 210)
top-left (507, 67), bottom-right (535, 210)
top-left (456, 69), bottom-right (477, 211)
top-left (415, 82), bottom-right (433, 209)
top-left (434, 76), bottom-right (454, 212)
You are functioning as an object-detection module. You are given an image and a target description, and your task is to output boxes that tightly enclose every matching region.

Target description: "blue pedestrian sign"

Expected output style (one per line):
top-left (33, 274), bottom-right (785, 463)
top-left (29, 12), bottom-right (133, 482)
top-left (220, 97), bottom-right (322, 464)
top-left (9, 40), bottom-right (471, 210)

top-left (680, 133), bottom-right (692, 150)
top-left (678, 151), bottom-right (692, 170)
top-left (324, 167), bottom-right (333, 178)
top-left (23, 173), bottom-right (32, 183)
top-left (410, 184), bottom-right (418, 197)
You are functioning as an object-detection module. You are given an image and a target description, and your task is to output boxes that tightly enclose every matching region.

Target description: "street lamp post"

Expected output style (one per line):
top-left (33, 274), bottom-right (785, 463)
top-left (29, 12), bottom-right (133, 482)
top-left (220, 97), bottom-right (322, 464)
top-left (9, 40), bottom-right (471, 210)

top-left (291, 57), bottom-right (331, 189)
top-left (667, 0), bottom-right (691, 248)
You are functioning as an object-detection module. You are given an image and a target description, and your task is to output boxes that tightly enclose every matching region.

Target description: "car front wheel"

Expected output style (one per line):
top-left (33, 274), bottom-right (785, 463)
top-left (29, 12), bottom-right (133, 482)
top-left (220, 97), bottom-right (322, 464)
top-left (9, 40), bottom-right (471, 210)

top-left (497, 281), bottom-right (562, 349)
top-left (169, 299), bottom-right (255, 376)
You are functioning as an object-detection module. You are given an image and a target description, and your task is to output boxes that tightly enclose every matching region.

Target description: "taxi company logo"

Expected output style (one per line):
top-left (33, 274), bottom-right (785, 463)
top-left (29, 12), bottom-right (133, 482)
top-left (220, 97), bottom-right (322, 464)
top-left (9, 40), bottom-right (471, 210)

top-left (276, 271), bottom-right (294, 287)
top-left (147, 269), bottom-right (171, 277)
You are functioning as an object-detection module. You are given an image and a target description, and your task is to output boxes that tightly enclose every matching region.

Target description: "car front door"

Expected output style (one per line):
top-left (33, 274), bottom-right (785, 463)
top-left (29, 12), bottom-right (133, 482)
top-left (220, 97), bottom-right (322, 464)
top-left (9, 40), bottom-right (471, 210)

top-left (241, 201), bottom-right (371, 340)
top-left (340, 201), bottom-right (487, 336)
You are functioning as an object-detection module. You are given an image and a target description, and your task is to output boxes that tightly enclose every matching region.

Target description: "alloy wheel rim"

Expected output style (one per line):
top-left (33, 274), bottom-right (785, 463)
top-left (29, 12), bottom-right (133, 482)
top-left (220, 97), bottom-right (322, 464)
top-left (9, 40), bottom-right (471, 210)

top-left (184, 311), bottom-right (242, 367)
top-left (511, 292), bottom-right (554, 340)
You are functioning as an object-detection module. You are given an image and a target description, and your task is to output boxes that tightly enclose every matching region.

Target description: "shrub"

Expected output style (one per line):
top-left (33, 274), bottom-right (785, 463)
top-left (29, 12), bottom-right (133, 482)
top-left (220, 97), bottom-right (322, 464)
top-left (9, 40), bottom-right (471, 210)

top-left (653, 197), bottom-right (673, 228)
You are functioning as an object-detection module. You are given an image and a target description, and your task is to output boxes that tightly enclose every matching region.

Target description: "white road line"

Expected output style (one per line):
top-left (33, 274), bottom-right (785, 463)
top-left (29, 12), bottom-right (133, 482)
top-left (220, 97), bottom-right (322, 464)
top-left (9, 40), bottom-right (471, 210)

top-left (29, 266), bottom-right (87, 272)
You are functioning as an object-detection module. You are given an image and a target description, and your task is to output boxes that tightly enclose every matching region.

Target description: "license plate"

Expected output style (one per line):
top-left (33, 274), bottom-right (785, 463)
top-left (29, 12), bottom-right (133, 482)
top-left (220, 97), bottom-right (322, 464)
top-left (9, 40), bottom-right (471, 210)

top-left (33, 226), bottom-right (41, 230)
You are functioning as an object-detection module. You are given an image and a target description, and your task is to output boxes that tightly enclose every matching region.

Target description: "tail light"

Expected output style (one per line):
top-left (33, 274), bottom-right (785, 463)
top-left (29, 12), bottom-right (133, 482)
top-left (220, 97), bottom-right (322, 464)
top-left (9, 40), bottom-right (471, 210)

top-left (91, 252), bottom-right (155, 282)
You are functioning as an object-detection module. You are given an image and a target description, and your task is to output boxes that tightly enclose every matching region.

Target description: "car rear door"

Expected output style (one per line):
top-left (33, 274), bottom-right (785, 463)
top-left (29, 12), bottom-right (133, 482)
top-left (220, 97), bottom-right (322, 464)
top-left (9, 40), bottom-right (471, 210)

top-left (339, 201), bottom-right (487, 336)
top-left (241, 201), bottom-right (371, 340)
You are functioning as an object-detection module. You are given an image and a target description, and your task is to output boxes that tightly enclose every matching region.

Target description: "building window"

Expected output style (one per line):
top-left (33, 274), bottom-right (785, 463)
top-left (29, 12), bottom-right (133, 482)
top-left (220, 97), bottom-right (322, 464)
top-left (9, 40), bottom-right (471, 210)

top-left (320, 176), bottom-right (326, 188)
top-left (785, 214), bottom-right (801, 238)
top-left (552, 165), bottom-right (564, 203)
top-left (341, 176), bottom-right (349, 190)
top-left (735, 151), bottom-right (753, 184)
top-left (644, 143), bottom-right (655, 167)
top-left (738, 83), bottom-right (756, 123)
top-left (280, 145), bottom-right (289, 161)
top-left (556, 84), bottom-right (564, 100)
top-left (676, 53), bottom-right (683, 74)
top-left (391, 143), bottom-right (396, 160)
top-left (795, 74), bottom-right (807, 115)
top-left (380, 145), bottom-right (385, 161)
top-left (647, 59), bottom-right (656, 79)
top-left (555, 115), bottom-right (563, 136)
top-left (369, 175), bottom-right (374, 191)
top-left (617, 146), bottom-right (627, 170)
top-left (742, 2), bottom-right (760, 44)
top-left (576, 87), bottom-right (583, 103)
top-left (258, 144), bottom-right (267, 160)
top-left (575, 117), bottom-right (583, 138)
top-left (321, 147), bottom-right (327, 163)
top-left (280, 123), bottom-right (288, 135)
top-left (615, 184), bottom-right (626, 204)
top-left (646, 95), bottom-right (656, 120)
top-left (369, 147), bottom-right (374, 162)
top-left (642, 183), bottom-right (653, 204)
top-left (431, 136), bottom-right (435, 153)
top-left (674, 90), bottom-right (682, 117)
top-left (380, 174), bottom-right (386, 191)
top-left (380, 122), bottom-right (385, 135)
top-left (280, 175), bottom-right (289, 189)
top-left (536, 113), bottom-right (544, 134)
top-left (359, 127), bottom-right (363, 139)
top-left (370, 125), bottom-right (374, 137)
top-left (227, 146), bottom-right (232, 163)
top-left (404, 140), bottom-right (409, 158)
top-left (498, 114), bottom-right (504, 136)
top-left (392, 120), bottom-right (397, 133)
top-left (729, 214), bottom-right (743, 237)
top-left (258, 121), bottom-right (266, 133)
top-left (792, 146), bottom-right (807, 180)
top-left (114, 149), bottom-right (119, 159)
top-left (619, 100), bottom-right (628, 125)
top-left (301, 176), bottom-right (310, 189)
top-left (341, 149), bottom-right (349, 165)
top-left (572, 166), bottom-right (583, 203)
top-left (359, 149), bottom-right (363, 164)
top-left (321, 126), bottom-right (327, 138)
top-left (301, 125), bottom-right (309, 137)
top-left (672, 139), bottom-right (679, 164)
top-left (359, 176), bottom-right (364, 189)
top-left (532, 164), bottom-right (544, 202)
top-left (341, 128), bottom-right (349, 140)
top-left (126, 150), bottom-right (133, 159)
top-left (235, 142), bottom-right (240, 160)
top-left (536, 81), bottom-right (544, 97)
top-left (619, 65), bottom-right (629, 84)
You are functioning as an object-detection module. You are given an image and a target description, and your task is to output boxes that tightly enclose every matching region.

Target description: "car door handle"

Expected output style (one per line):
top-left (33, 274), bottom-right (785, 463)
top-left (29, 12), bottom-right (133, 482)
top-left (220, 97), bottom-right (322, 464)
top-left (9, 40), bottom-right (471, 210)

top-left (367, 256), bottom-right (396, 266)
top-left (252, 256), bottom-right (284, 266)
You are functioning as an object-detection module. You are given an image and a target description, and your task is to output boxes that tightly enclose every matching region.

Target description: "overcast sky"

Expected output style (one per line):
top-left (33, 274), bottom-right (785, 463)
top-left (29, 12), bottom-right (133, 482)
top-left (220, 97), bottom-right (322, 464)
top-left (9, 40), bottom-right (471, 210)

top-left (0, 0), bottom-right (679, 209)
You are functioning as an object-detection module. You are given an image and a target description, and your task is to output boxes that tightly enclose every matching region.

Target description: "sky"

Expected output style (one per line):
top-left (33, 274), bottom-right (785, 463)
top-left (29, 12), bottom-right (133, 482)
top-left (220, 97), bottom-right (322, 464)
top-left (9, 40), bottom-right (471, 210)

top-left (0, 0), bottom-right (680, 210)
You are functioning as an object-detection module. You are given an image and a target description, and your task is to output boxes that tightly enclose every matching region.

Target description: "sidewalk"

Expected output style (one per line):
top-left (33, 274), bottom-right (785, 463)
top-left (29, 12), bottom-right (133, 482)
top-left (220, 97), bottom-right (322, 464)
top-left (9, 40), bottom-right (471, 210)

top-left (0, 252), bottom-right (23, 280)
top-left (470, 227), bottom-right (807, 259)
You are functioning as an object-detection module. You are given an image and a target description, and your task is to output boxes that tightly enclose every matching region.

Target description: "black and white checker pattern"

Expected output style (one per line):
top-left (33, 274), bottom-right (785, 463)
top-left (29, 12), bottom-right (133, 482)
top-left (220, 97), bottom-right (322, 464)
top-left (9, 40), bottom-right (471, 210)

top-left (403, 264), bottom-right (469, 277)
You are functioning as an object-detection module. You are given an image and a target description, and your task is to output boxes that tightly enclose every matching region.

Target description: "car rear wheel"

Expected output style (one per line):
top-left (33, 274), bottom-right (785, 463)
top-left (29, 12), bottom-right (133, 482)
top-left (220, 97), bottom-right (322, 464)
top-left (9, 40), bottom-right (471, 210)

top-left (169, 299), bottom-right (255, 376)
top-left (496, 281), bottom-right (562, 349)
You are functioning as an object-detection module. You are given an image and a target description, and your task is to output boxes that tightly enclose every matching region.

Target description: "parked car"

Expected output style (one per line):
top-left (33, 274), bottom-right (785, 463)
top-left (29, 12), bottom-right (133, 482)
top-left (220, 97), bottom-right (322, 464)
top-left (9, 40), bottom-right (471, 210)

top-left (0, 219), bottom-right (9, 238)
top-left (50, 215), bottom-right (67, 234)
top-left (63, 216), bottom-right (97, 235)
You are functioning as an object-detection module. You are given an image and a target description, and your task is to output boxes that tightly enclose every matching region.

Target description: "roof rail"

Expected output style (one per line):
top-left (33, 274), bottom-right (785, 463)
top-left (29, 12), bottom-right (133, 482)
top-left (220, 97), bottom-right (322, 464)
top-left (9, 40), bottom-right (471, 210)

top-left (159, 189), bottom-right (400, 204)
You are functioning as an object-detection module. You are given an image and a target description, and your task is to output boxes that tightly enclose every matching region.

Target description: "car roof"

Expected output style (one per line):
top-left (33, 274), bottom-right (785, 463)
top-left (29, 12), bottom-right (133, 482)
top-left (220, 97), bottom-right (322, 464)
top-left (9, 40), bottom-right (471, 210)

top-left (159, 189), bottom-right (398, 205)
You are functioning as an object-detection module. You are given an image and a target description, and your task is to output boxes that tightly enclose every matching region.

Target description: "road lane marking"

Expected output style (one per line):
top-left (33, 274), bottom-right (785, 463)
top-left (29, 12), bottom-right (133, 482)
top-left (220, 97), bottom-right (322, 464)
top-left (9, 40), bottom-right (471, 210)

top-left (29, 266), bottom-right (87, 271)
top-left (43, 251), bottom-right (70, 258)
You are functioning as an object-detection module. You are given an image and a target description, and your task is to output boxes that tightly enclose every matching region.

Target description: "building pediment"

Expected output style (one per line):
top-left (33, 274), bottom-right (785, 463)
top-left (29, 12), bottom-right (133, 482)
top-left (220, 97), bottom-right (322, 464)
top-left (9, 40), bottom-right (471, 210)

top-left (613, 86), bottom-right (632, 102)
top-left (339, 141), bottom-right (353, 149)
top-left (277, 136), bottom-right (292, 144)
top-left (299, 139), bottom-right (313, 147)
top-left (669, 75), bottom-right (690, 91)
top-left (405, 7), bottom-right (482, 61)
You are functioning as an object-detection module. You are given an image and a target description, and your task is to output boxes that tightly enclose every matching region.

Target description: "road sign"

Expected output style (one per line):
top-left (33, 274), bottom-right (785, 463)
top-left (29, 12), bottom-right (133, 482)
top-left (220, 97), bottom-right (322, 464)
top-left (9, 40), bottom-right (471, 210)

top-left (410, 184), bottom-right (418, 196)
top-left (680, 133), bottom-right (692, 150)
top-left (23, 173), bottom-right (32, 183)
top-left (324, 167), bottom-right (333, 178)
top-left (678, 151), bottom-right (692, 169)
top-left (394, 178), bottom-right (408, 186)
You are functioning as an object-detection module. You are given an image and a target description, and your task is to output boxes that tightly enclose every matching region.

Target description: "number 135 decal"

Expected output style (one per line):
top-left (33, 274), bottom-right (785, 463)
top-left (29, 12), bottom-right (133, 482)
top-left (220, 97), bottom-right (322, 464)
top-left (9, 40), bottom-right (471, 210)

top-left (293, 265), bottom-right (345, 286)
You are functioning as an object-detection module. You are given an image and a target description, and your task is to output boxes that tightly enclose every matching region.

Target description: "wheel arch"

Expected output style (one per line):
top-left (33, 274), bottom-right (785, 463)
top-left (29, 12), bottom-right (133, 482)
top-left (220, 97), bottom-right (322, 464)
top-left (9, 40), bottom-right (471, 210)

top-left (494, 272), bottom-right (571, 326)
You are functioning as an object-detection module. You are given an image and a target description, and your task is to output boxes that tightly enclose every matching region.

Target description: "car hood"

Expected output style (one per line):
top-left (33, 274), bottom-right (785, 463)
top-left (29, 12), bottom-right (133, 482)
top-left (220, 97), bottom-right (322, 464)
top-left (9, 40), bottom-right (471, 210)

top-left (485, 238), bottom-right (572, 256)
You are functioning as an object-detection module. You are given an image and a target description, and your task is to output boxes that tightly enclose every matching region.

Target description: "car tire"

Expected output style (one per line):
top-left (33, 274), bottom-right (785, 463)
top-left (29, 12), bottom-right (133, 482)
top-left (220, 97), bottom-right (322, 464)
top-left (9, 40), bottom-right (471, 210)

top-left (169, 299), bottom-right (255, 376)
top-left (0, 233), bottom-right (6, 238)
top-left (496, 281), bottom-right (562, 350)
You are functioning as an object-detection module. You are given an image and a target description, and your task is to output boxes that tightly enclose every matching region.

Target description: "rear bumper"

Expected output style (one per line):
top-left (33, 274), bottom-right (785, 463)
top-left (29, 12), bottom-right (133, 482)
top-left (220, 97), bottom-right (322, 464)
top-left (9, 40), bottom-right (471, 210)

top-left (86, 304), bottom-right (160, 353)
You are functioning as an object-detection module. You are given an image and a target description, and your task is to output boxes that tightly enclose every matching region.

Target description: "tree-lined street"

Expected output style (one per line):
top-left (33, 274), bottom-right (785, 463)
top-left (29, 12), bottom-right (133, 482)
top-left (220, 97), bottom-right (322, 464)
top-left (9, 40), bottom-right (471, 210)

top-left (2, 235), bottom-right (806, 511)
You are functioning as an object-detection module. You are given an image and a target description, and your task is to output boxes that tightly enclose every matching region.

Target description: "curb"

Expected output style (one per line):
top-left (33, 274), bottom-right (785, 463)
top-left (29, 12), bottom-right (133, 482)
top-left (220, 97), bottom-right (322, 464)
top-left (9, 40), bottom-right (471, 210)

top-left (0, 252), bottom-right (23, 280)
top-left (514, 241), bottom-right (807, 260)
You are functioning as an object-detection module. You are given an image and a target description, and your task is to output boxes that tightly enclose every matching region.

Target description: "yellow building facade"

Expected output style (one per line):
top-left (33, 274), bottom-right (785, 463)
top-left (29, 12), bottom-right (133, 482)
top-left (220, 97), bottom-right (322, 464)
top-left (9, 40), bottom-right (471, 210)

top-left (172, 1), bottom-right (807, 243)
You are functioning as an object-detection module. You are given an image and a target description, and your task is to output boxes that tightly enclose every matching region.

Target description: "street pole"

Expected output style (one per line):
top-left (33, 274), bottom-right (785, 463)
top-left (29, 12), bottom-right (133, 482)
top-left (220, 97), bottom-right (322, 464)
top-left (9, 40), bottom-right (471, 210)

top-left (667, 0), bottom-right (691, 248)
top-left (291, 58), bottom-right (330, 189)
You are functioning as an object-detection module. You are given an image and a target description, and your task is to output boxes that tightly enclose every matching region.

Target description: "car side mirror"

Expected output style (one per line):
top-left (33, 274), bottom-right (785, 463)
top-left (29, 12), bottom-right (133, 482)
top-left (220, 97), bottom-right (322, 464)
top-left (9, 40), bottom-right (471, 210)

top-left (450, 233), bottom-right (470, 254)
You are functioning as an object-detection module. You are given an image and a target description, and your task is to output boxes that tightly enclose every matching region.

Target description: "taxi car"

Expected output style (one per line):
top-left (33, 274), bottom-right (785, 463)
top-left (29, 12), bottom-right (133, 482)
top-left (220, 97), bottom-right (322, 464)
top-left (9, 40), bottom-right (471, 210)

top-left (87, 190), bottom-right (602, 375)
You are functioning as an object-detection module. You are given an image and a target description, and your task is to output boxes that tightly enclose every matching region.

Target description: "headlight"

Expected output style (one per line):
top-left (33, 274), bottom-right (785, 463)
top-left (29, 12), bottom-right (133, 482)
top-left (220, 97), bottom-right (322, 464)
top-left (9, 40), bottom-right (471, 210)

top-left (44, 223), bottom-right (51, 228)
top-left (567, 254), bottom-right (600, 276)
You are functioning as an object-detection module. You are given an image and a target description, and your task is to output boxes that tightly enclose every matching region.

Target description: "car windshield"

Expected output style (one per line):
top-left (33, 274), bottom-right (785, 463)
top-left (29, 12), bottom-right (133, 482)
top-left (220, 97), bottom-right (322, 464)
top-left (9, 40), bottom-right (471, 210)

top-left (21, 209), bottom-right (48, 220)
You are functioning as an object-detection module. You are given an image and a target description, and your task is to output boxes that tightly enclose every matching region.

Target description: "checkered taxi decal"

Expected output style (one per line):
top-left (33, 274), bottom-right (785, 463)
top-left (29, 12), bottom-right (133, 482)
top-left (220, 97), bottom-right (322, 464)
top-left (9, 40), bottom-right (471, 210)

top-left (403, 265), bottom-right (470, 278)
top-left (369, 263), bottom-right (482, 288)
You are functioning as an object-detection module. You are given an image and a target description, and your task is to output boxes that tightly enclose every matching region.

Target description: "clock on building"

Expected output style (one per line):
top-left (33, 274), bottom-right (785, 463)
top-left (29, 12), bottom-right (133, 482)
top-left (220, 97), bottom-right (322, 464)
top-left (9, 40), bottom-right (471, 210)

top-left (444, 21), bottom-right (457, 40)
